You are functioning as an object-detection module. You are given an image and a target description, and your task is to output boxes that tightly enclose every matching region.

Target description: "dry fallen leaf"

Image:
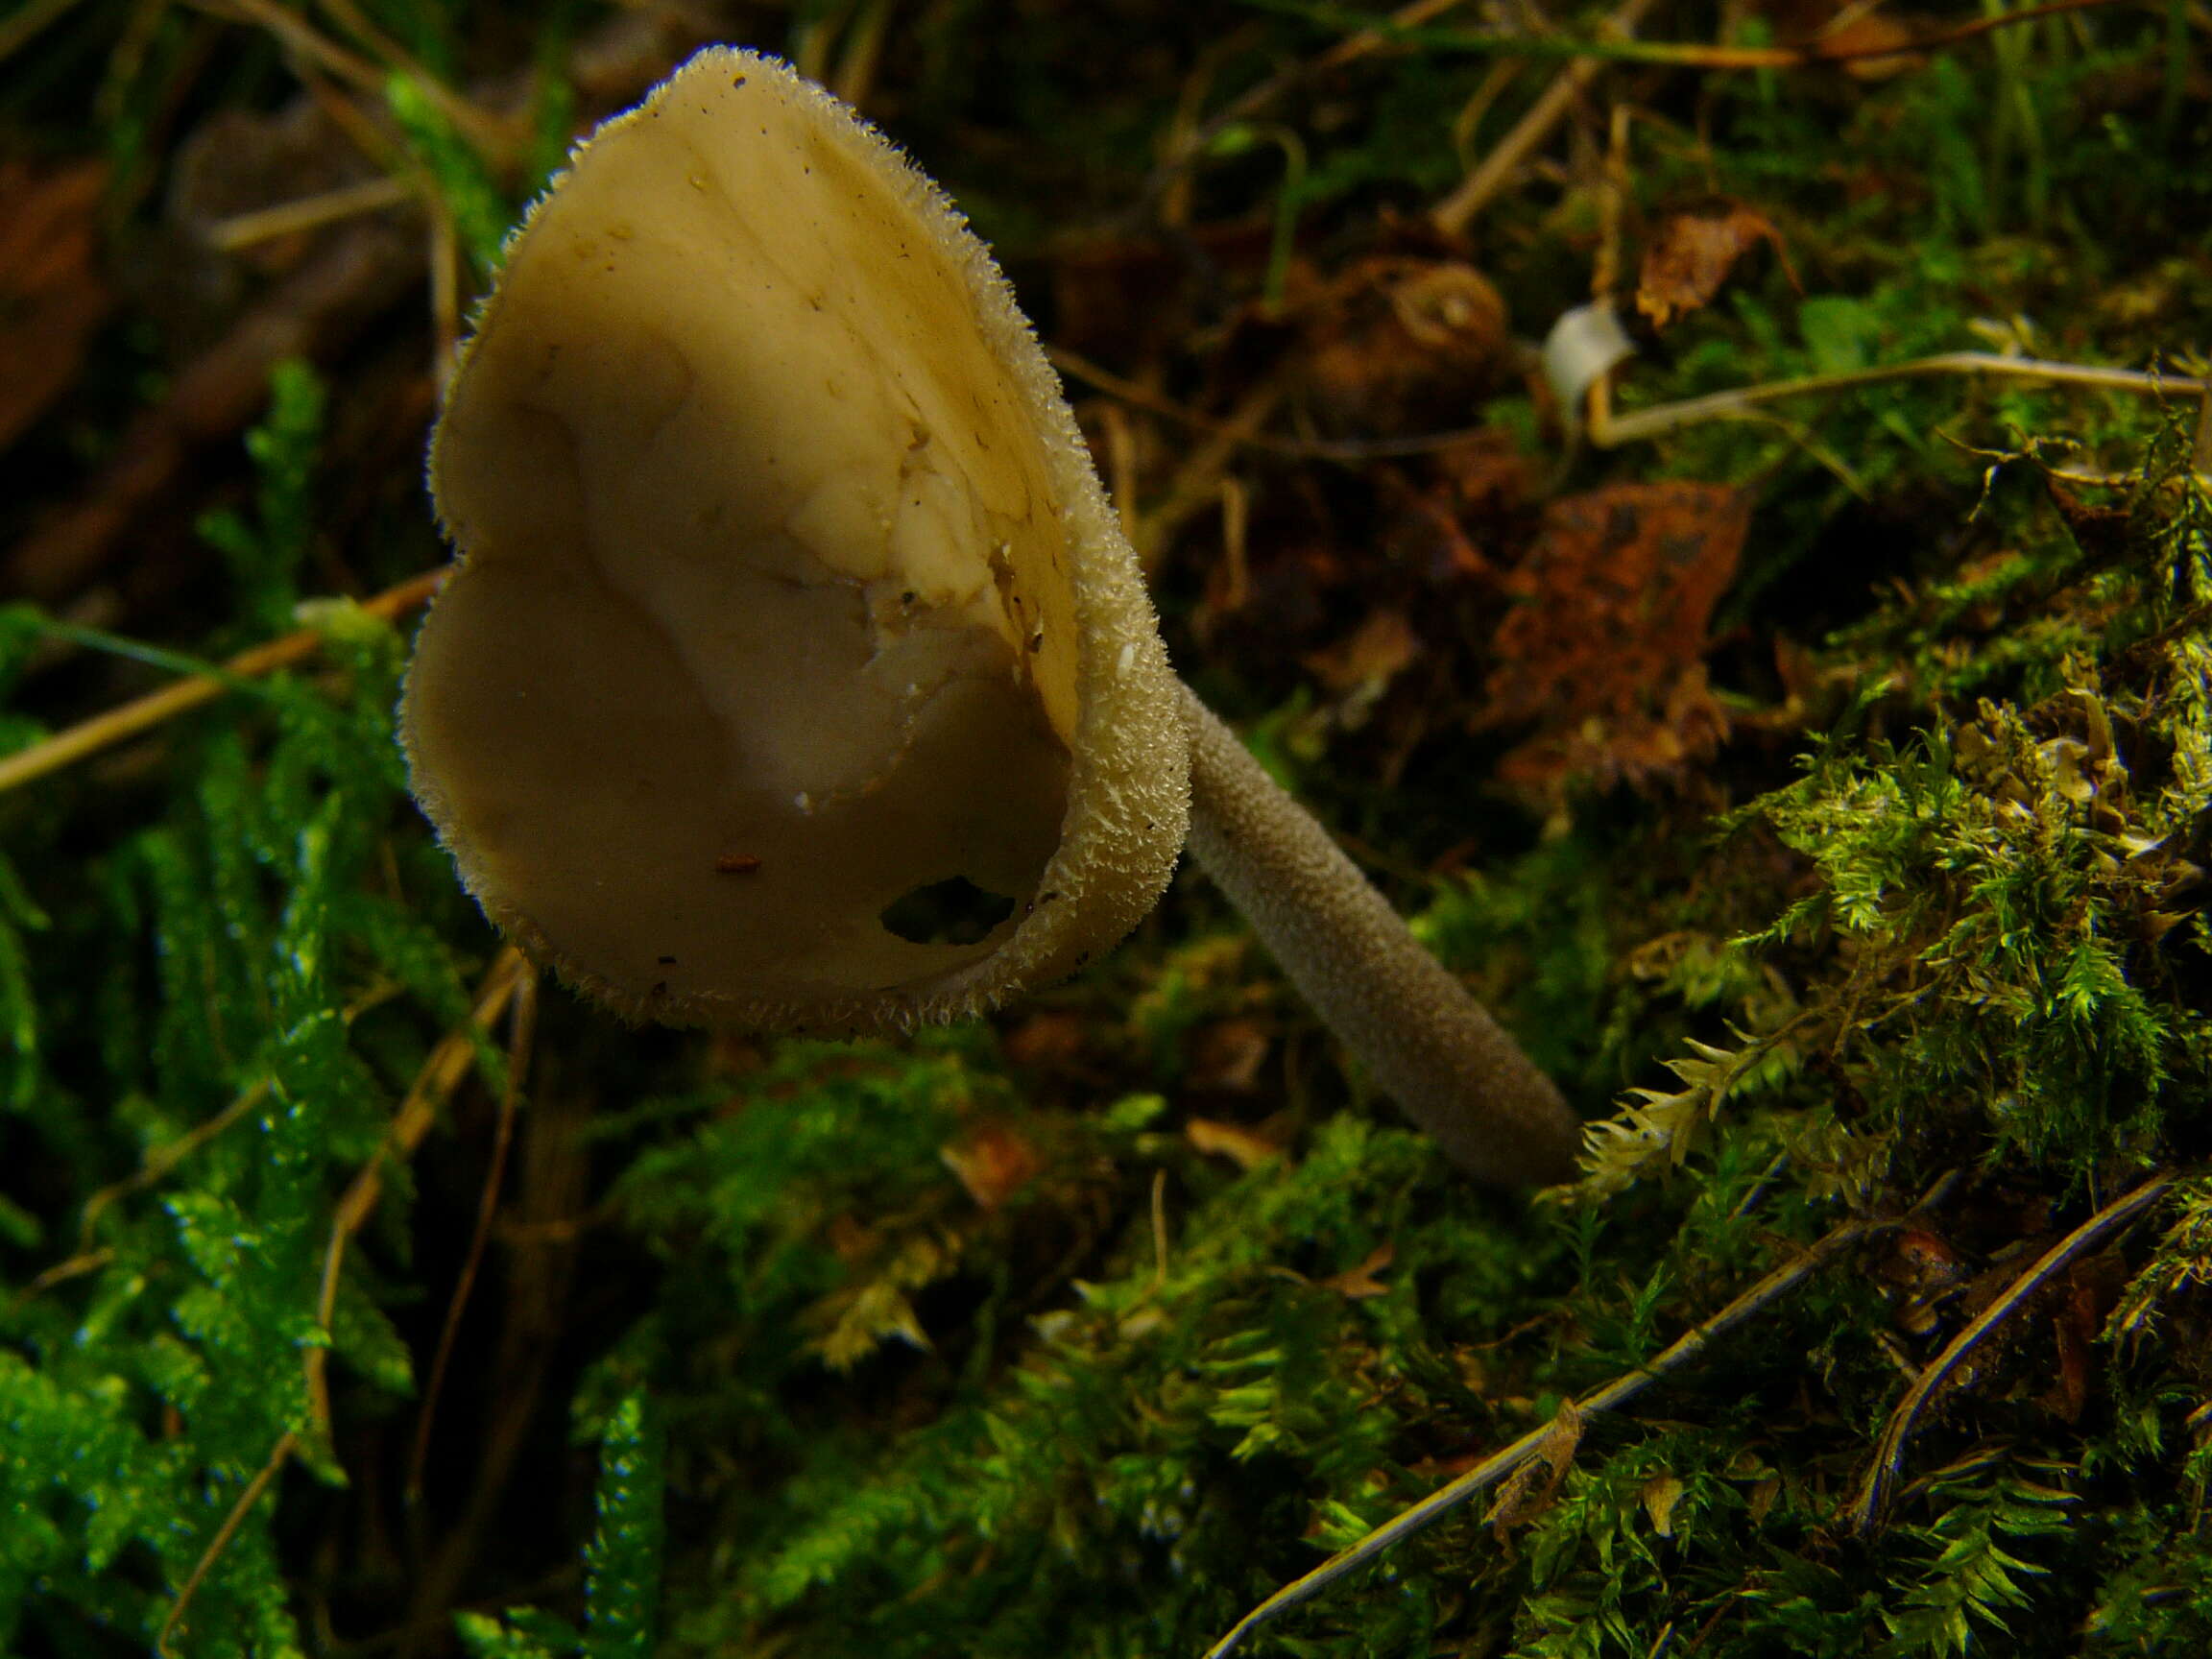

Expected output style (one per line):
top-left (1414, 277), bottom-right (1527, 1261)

top-left (1318, 1242), bottom-right (1395, 1300)
top-left (1816, 10), bottom-right (1926, 80)
top-left (940, 1121), bottom-right (1044, 1211)
top-left (1748, 1473), bottom-right (1782, 1524)
top-left (2040, 1250), bottom-right (2129, 1423)
top-left (0, 159), bottom-right (113, 455)
top-left (1486, 1397), bottom-right (1584, 1543)
top-left (1297, 255), bottom-right (1514, 433)
top-left (1635, 202), bottom-right (1795, 333)
top-left (1642, 1471), bottom-right (1687, 1537)
top-left (1002, 1010), bottom-right (1094, 1070)
top-left (1188, 1018), bottom-right (1273, 1093)
top-left (1186, 1116), bottom-right (1289, 1170)
top-left (1479, 481), bottom-right (1751, 803)
top-left (1303, 608), bottom-right (1421, 695)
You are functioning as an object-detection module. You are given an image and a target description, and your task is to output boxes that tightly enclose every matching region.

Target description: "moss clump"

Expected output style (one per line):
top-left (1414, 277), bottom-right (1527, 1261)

top-left (2, 7), bottom-right (2210, 1659)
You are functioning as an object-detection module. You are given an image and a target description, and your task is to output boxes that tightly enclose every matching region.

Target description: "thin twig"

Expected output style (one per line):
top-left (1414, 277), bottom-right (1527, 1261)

top-left (77, 1082), bottom-right (271, 1255)
top-left (1424, 0), bottom-right (2126, 232)
top-left (1775, 0), bottom-right (2125, 67)
top-left (1847, 1174), bottom-right (2175, 1535)
top-left (424, 175), bottom-right (464, 396)
top-left (1124, 0), bottom-right (1483, 228)
top-left (308, 947), bottom-right (529, 1426)
top-left (0, 566), bottom-right (445, 798)
top-left (206, 175), bottom-right (416, 252)
top-left (1431, 0), bottom-right (1662, 236)
top-left (11, 1246), bottom-right (115, 1307)
top-left (187, 0), bottom-right (389, 101)
top-left (406, 967), bottom-right (537, 1504)
top-left (0, 0), bottom-right (84, 68)
top-left (12, 1084), bottom-right (275, 1311)
top-left (157, 950), bottom-right (528, 1656)
top-left (13, 995), bottom-right (401, 1308)
top-left (1201, 1209), bottom-right (1898, 1659)
top-left (12, 1081), bottom-right (273, 1311)
top-left (1046, 344), bottom-right (1494, 461)
top-left (1150, 1167), bottom-right (1172, 1292)
top-left (156, 1431), bottom-right (300, 1657)
top-left (1287, 0), bottom-right (2128, 72)
top-left (189, 0), bottom-right (511, 162)
top-left (1591, 352), bottom-right (2212, 448)
top-left (310, 0), bottom-right (515, 161)
top-left (1140, 0), bottom-right (2124, 235)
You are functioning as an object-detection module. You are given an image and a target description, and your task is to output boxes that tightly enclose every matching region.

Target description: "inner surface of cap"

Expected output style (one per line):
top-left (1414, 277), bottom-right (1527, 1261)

top-left (404, 53), bottom-right (1080, 1019)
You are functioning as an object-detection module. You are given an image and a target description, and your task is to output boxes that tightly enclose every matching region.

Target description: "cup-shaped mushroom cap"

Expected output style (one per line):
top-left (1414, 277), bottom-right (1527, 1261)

top-left (401, 47), bottom-right (1189, 1032)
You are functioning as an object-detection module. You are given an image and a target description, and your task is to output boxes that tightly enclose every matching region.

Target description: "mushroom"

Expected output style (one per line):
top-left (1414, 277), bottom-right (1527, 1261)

top-left (401, 46), bottom-right (1578, 1187)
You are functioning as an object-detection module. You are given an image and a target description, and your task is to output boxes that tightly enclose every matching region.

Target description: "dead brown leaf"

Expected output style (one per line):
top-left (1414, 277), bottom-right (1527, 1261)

top-left (1051, 219), bottom-right (1274, 373)
top-left (0, 159), bottom-right (113, 455)
top-left (2041, 1248), bottom-right (2130, 1423)
top-left (1318, 1242), bottom-right (1394, 1300)
top-left (1747, 1474), bottom-right (1782, 1524)
top-left (1768, 1), bottom-right (1930, 79)
top-left (1188, 1018), bottom-right (1273, 1093)
top-left (1186, 1116), bottom-right (1289, 1170)
top-left (1479, 481), bottom-right (1751, 803)
top-left (1297, 256), bottom-right (1513, 433)
top-left (941, 1121), bottom-right (1044, 1211)
top-left (1002, 1010), bottom-right (1092, 1070)
top-left (1302, 608), bottom-right (1420, 695)
top-left (2044, 472), bottom-right (2132, 565)
top-left (1486, 1397), bottom-right (1584, 1545)
top-left (1635, 201), bottom-right (1795, 333)
top-left (1641, 1471), bottom-right (1687, 1536)
top-left (1819, 11), bottom-right (1926, 80)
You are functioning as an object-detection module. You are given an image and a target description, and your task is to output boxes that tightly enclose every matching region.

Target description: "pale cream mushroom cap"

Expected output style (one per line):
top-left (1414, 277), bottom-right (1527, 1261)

top-left (401, 46), bottom-right (1188, 1031)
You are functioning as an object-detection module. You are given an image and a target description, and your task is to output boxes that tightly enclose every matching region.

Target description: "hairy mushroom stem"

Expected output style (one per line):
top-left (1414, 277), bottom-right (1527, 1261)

top-left (1179, 681), bottom-right (1580, 1188)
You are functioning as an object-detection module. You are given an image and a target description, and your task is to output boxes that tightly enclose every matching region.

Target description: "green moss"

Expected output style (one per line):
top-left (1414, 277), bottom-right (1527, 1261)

top-left (3, 8), bottom-right (2210, 1659)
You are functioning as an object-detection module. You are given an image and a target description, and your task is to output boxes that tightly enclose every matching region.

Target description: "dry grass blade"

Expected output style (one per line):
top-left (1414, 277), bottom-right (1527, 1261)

top-left (0, 0), bottom-right (83, 68)
top-left (1590, 352), bottom-right (2212, 447)
top-left (206, 174), bottom-right (416, 252)
top-left (1430, 0), bottom-right (2130, 232)
top-left (405, 966), bottom-right (538, 1504)
top-left (1848, 1175), bottom-right (2176, 1536)
top-left (155, 947), bottom-right (529, 1658)
top-left (1048, 344), bottom-right (1489, 462)
top-left (0, 566), bottom-right (445, 798)
top-left (1431, 0), bottom-right (1662, 237)
top-left (1201, 1209), bottom-right (1899, 1659)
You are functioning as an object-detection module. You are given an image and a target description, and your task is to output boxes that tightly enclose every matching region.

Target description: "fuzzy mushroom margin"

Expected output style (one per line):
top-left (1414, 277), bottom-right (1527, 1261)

top-left (400, 46), bottom-right (1579, 1188)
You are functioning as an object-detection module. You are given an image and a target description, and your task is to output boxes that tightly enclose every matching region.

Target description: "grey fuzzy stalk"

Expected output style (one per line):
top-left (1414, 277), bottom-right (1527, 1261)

top-left (1180, 682), bottom-right (1581, 1188)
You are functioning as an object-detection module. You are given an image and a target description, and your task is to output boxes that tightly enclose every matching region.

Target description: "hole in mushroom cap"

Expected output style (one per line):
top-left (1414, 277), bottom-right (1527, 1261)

top-left (879, 877), bottom-right (1019, 947)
